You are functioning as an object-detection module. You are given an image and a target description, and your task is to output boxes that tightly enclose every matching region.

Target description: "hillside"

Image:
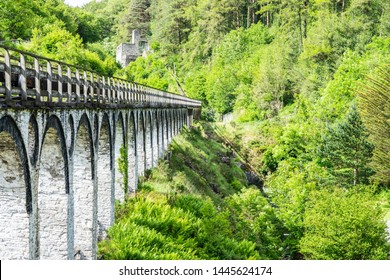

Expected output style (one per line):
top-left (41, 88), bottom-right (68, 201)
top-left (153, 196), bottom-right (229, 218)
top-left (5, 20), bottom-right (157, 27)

top-left (0, 0), bottom-right (389, 260)
top-left (98, 122), bottom-right (286, 260)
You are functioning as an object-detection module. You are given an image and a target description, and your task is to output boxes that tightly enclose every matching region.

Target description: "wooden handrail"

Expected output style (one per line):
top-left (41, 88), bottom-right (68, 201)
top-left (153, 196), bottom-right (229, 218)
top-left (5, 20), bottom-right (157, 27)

top-left (0, 45), bottom-right (202, 108)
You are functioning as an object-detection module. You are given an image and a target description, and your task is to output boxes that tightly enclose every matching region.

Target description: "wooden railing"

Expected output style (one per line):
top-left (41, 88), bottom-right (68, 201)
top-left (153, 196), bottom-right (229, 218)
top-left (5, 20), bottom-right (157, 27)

top-left (0, 45), bottom-right (201, 109)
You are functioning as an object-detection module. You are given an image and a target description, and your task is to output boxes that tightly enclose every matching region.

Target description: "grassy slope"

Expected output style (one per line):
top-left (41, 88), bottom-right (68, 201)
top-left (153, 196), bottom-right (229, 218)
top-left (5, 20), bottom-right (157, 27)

top-left (140, 122), bottom-right (248, 203)
top-left (98, 122), bottom-right (283, 260)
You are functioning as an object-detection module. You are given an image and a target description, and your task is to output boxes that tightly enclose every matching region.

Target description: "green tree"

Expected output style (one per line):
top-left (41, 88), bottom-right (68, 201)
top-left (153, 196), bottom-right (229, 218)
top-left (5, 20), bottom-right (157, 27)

top-left (122, 53), bottom-right (172, 91)
top-left (27, 23), bottom-right (85, 64)
top-left (26, 23), bottom-right (118, 75)
top-left (318, 105), bottom-right (374, 186)
top-left (0, 0), bottom-right (37, 41)
top-left (300, 188), bottom-right (390, 260)
top-left (117, 0), bottom-right (151, 42)
top-left (227, 188), bottom-right (284, 259)
top-left (150, 0), bottom-right (193, 55)
top-left (75, 9), bottom-right (112, 43)
top-left (32, 0), bottom-right (79, 34)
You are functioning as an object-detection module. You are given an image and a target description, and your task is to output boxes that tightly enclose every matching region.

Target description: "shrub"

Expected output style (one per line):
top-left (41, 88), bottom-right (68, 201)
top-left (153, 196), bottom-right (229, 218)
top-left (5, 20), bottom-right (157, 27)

top-left (99, 192), bottom-right (260, 260)
top-left (226, 188), bottom-right (285, 259)
top-left (300, 187), bottom-right (390, 260)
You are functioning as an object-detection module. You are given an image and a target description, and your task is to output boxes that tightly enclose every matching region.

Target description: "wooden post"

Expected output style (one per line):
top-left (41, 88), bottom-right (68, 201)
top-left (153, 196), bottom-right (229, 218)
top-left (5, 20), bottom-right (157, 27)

top-left (58, 64), bottom-right (63, 103)
top-left (20, 53), bottom-right (27, 101)
top-left (76, 69), bottom-right (80, 103)
top-left (67, 67), bottom-right (71, 103)
top-left (47, 61), bottom-right (52, 103)
top-left (4, 50), bottom-right (12, 102)
top-left (34, 58), bottom-right (41, 103)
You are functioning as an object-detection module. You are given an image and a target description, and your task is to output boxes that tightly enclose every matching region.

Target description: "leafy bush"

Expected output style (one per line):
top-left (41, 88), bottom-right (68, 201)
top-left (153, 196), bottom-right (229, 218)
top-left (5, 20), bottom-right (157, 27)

top-left (226, 188), bottom-right (285, 259)
top-left (300, 187), bottom-right (390, 260)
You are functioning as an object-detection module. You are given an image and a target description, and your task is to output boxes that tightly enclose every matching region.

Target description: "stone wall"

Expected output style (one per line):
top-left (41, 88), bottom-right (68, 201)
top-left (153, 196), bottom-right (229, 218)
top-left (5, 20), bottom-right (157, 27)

top-left (97, 117), bottom-right (112, 241)
top-left (0, 107), bottom-right (191, 259)
top-left (73, 122), bottom-right (94, 260)
top-left (0, 132), bottom-right (29, 260)
top-left (38, 127), bottom-right (68, 259)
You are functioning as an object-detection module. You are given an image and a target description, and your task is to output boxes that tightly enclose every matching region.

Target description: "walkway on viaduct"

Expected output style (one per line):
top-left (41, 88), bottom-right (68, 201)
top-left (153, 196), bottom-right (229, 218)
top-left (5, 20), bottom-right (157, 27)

top-left (0, 45), bottom-right (201, 260)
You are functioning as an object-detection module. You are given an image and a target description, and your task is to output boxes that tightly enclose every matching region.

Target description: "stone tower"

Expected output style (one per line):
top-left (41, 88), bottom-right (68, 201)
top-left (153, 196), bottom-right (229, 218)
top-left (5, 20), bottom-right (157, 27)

top-left (116, 30), bottom-right (149, 67)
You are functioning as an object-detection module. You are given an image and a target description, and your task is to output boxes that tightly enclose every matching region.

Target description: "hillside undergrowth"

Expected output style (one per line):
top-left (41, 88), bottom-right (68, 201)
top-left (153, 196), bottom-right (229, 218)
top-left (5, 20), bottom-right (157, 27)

top-left (98, 122), bottom-right (286, 260)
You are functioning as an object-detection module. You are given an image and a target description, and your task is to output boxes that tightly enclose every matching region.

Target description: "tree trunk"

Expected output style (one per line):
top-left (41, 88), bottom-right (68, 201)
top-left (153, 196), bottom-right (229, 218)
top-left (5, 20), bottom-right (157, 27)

top-left (298, 7), bottom-right (303, 52)
top-left (247, 5), bottom-right (251, 28)
top-left (267, 11), bottom-right (270, 27)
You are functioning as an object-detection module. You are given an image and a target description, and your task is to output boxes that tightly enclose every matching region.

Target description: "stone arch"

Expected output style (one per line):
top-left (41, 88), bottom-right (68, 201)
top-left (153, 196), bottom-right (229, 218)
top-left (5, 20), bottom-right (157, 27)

top-left (137, 111), bottom-right (145, 176)
top-left (178, 110), bottom-right (182, 132)
top-left (97, 112), bottom-right (112, 241)
top-left (0, 115), bottom-right (31, 259)
top-left (114, 112), bottom-right (126, 202)
top-left (73, 113), bottom-right (94, 259)
top-left (179, 110), bottom-right (183, 129)
top-left (178, 110), bottom-right (181, 132)
top-left (184, 109), bottom-right (188, 127)
top-left (38, 115), bottom-right (69, 259)
top-left (41, 115), bottom-right (70, 193)
top-left (172, 110), bottom-right (176, 139)
top-left (178, 110), bottom-right (181, 130)
top-left (128, 111), bottom-right (137, 191)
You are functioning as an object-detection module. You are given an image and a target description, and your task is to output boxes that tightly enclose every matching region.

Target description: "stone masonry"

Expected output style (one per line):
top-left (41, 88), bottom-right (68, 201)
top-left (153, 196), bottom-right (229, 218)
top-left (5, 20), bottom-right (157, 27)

top-left (0, 108), bottom-right (190, 259)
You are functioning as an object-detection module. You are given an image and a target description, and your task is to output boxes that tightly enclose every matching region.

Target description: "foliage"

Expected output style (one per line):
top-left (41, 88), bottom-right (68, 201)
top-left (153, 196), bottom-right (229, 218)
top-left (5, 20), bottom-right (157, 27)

top-left (317, 105), bottom-right (374, 187)
top-left (25, 23), bottom-right (119, 75)
top-left (300, 187), bottom-right (390, 260)
top-left (74, 8), bottom-right (112, 43)
top-left (137, 123), bottom-right (248, 203)
top-left (27, 23), bottom-right (84, 63)
top-left (116, 0), bottom-right (151, 42)
top-left (100, 124), bottom-right (290, 260)
top-left (226, 188), bottom-right (285, 259)
top-left (0, 0), bottom-right (37, 41)
top-left (121, 53), bottom-right (172, 91)
top-left (358, 66), bottom-right (390, 186)
top-left (99, 191), bottom-right (260, 260)
top-left (266, 160), bottom-right (322, 258)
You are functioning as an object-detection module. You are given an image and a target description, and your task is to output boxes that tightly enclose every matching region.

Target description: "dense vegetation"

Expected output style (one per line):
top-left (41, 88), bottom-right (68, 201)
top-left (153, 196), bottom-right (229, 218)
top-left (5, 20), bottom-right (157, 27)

top-left (1, 0), bottom-right (389, 259)
top-left (99, 123), bottom-right (284, 259)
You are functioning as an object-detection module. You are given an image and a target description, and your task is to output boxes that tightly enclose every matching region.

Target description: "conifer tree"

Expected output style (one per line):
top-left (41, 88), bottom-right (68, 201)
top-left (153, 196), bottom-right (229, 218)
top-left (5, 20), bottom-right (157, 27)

top-left (318, 105), bottom-right (374, 187)
top-left (117, 0), bottom-right (151, 42)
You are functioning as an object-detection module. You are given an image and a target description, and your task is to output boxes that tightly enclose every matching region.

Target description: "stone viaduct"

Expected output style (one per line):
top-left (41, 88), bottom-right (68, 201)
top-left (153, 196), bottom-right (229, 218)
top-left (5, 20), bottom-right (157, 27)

top-left (0, 45), bottom-right (201, 260)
